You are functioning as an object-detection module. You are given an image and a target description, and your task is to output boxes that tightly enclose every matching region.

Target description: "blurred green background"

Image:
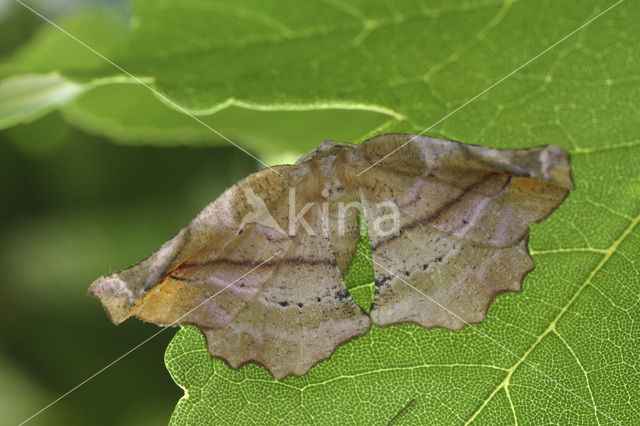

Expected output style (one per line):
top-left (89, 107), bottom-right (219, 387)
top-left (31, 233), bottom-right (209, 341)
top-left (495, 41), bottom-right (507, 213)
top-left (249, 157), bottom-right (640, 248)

top-left (0, 111), bottom-right (252, 426)
top-left (0, 2), bottom-right (388, 424)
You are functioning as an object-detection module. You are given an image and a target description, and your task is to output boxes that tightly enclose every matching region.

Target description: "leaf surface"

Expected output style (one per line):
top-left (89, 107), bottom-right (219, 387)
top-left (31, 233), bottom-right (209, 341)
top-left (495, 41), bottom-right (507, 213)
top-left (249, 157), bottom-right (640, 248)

top-left (155, 1), bottom-right (639, 424)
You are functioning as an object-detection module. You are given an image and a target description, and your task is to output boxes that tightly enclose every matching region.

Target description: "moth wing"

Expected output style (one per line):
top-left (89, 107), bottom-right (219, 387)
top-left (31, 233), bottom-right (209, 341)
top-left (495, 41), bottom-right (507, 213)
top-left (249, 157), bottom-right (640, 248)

top-left (356, 134), bottom-right (572, 328)
top-left (196, 204), bottom-right (370, 379)
top-left (355, 133), bottom-right (573, 248)
top-left (90, 167), bottom-right (370, 379)
top-left (89, 165), bottom-right (295, 324)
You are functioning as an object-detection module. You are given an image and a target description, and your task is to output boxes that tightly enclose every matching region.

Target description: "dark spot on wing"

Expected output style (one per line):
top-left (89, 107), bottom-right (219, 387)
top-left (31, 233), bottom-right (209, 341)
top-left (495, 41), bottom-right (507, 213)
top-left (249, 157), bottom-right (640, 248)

top-left (501, 175), bottom-right (512, 189)
top-left (169, 275), bottom-right (189, 282)
top-left (177, 256), bottom-right (336, 271)
top-left (335, 289), bottom-right (351, 300)
top-left (375, 275), bottom-right (393, 288)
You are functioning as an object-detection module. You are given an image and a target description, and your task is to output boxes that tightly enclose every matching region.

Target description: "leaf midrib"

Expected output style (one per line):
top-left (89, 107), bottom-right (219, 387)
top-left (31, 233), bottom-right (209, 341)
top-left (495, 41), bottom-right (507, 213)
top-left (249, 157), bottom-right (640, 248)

top-left (464, 209), bottom-right (640, 425)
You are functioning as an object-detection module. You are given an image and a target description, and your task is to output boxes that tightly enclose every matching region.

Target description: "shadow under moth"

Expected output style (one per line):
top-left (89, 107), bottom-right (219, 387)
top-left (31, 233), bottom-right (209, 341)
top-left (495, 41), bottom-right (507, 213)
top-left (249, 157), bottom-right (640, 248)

top-left (89, 133), bottom-right (573, 379)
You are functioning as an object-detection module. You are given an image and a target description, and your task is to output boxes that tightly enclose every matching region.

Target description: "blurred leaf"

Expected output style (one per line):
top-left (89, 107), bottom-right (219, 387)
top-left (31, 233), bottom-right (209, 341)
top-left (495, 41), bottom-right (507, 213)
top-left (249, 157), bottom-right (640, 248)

top-left (0, 2), bottom-right (43, 56)
top-left (60, 83), bottom-right (391, 156)
top-left (3, 107), bottom-right (72, 157)
top-left (0, 7), bottom-right (129, 129)
top-left (0, 353), bottom-right (64, 426)
top-left (0, 3), bottom-right (394, 151)
top-left (0, 120), bottom-right (257, 425)
top-left (0, 73), bottom-right (84, 128)
top-left (0, 7), bottom-right (127, 76)
top-left (1, 1), bottom-right (636, 155)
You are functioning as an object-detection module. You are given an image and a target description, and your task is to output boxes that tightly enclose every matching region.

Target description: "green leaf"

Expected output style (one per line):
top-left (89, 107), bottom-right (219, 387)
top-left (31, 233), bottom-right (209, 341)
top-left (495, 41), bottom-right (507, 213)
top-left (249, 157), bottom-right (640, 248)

top-left (59, 83), bottom-right (391, 157)
top-left (0, 5), bottom-right (393, 152)
top-left (0, 7), bottom-right (128, 76)
top-left (156, 1), bottom-right (640, 424)
top-left (0, 73), bottom-right (84, 128)
top-left (0, 7), bottom-right (130, 129)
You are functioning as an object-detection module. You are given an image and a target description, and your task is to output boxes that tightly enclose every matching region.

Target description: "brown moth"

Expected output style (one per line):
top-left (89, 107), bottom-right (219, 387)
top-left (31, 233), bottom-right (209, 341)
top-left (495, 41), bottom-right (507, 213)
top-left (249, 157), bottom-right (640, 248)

top-left (89, 134), bottom-right (573, 379)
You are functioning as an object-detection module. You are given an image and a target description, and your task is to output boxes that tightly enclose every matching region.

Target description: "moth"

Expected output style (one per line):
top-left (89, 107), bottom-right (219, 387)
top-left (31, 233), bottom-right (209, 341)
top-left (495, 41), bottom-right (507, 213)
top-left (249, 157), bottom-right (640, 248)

top-left (89, 134), bottom-right (573, 379)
